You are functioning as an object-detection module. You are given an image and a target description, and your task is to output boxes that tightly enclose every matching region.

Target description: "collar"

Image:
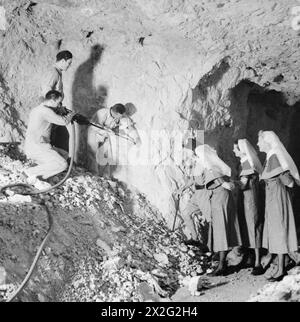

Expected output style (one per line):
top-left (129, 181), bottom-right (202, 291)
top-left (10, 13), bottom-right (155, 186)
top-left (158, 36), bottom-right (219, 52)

top-left (54, 64), bottom-right (62, 73)
top-left (240, 156), bottom-right (248, 164)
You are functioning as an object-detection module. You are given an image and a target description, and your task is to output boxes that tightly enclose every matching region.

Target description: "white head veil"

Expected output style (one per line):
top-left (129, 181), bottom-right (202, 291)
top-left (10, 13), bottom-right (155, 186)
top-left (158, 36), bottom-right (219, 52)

top-left (238, 139), bottom-right (263, 174)
top-left (195, 144), bottom-right (231, 177)
top-left (261, 131), bottom-right (300, 184)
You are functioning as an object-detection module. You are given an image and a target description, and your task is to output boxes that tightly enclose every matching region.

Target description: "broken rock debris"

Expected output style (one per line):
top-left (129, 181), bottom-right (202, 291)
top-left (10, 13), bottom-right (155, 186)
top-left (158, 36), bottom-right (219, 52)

top-left (0, 149), bottom-right (212, 302)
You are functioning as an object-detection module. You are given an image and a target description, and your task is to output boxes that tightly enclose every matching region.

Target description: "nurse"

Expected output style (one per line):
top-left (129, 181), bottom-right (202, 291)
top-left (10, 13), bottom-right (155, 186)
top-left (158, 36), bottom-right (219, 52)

top-left (195, 145), bottom-right (241, 276)
top-left (233, 139), bottom-right (264, 275)
top-left (258, 131), bottom-right (299, 282)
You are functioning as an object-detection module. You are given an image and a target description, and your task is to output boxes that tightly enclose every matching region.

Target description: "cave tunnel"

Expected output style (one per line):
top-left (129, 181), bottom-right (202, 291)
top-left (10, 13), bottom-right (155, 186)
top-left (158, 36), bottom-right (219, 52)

top-left (236, 80), bottom-right (300, 238)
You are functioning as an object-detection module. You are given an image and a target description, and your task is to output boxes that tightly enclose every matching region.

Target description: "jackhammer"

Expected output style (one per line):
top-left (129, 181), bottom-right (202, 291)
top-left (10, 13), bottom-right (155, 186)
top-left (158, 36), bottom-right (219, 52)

top-left (59, 106), bottom-right (137, 145)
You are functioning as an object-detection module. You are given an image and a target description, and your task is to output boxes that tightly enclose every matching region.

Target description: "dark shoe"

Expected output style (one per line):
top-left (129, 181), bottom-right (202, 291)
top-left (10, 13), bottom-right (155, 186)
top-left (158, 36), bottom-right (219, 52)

top-left (267, 272), bottom-right (287, 282)
top-left (251, 265), bottom-right (265, 276)
top-left (225, 265), bottom-right (240, 275)
top-left (285, 260), bottom-right (296, 272)
top-left (183, 239), bottom-right (201, 247)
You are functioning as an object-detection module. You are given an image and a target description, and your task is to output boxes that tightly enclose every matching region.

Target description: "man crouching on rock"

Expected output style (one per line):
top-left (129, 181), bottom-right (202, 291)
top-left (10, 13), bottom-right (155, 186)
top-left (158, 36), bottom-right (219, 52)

top-left (23, 90), bottom-right (76, 189)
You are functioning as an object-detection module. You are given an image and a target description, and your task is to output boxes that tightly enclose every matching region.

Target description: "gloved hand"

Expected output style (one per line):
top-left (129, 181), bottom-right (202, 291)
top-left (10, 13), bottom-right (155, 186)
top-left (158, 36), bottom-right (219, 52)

top-left (72, 113), bottom-right (90, 125)
top-left (55, 104), bottom-right (70, 116)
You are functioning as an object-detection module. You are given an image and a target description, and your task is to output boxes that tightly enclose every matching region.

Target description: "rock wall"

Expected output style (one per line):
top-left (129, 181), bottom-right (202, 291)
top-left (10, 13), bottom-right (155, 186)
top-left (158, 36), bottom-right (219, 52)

top-left (0, 0), bottom-right (300, 225)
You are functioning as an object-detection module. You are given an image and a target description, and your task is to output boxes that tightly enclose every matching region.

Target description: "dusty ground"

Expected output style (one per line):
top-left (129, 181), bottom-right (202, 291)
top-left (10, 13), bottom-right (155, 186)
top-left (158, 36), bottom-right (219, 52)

top-left (172, 257), bottom-right (300, 302)
top-left (172, 268), bottom-right (267, 302)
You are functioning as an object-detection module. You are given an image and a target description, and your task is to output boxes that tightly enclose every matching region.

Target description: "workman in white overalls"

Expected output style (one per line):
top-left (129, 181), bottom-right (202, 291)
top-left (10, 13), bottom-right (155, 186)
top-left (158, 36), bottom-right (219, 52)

top-left (24, 90), bottom-right (76, 188)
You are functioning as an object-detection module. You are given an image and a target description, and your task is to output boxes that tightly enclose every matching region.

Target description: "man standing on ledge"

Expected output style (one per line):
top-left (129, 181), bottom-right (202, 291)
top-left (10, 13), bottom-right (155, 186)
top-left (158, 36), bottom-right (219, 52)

top-left (43, 50), bottom-right (73, 157)
top-left (43, 50), bottom-right (73, 98)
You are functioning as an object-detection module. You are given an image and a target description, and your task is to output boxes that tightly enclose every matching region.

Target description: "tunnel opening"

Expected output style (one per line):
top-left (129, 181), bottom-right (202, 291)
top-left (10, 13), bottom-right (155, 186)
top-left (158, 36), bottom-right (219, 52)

top-left (242, 80), bottom-right (292, 151)
top-left (180, 75), bottom-right (300, 246)
top-left (234, 80), bottom-right (300, 238)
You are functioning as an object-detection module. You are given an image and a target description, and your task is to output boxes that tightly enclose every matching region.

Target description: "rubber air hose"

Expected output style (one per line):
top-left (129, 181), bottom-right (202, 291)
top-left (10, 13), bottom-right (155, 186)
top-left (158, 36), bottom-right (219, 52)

top-left (0, 122), bottom-right (76, 196)
top-left (0, 122), bottom-right (76, 302)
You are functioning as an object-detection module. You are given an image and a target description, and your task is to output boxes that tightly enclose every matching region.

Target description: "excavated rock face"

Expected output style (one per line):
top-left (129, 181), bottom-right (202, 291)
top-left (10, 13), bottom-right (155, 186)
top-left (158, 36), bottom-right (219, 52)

top-left (0, 0), bottom-right (299, 225)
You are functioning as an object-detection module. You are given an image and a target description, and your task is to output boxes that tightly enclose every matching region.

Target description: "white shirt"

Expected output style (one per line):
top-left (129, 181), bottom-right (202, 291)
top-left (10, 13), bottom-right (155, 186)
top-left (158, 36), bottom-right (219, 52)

top-left (24, 104), bottom-right (71, 150)
top-left (240, 155), bottom-right (248, 164)
top-left (90, 108), bottom-right (124, 129)
top-left (42, 65), bottom-right (63, 97)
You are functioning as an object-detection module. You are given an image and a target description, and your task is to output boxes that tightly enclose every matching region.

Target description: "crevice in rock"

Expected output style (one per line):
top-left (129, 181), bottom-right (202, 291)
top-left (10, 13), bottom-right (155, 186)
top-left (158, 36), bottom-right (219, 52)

top-left (273, 74), bottom-right (284, 84)
top-left (25, 1), bottom-right (37, 15)
top-left (56, 38), bottom-right (62, 49)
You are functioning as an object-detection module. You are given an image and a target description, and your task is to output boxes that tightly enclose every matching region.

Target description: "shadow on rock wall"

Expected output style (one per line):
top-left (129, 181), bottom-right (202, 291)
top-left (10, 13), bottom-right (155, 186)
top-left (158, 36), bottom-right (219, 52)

top-left (72, 44), bottom-right (107, 165)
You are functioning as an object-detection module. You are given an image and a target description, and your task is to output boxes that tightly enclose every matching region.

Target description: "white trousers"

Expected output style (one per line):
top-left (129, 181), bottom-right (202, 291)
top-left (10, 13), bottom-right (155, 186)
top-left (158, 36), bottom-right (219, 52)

top-left (24, 143), bottom-right (68, 179)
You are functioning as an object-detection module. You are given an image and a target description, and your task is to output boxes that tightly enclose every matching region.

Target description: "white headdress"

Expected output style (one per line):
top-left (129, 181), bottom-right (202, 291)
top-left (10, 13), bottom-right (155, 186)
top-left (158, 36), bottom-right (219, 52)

top-left (195, 144), bottom-right (231, 177)
top-left (238, 139), bottom-right (263, 174)
top-left (261, 131), bottom-right (300, 184)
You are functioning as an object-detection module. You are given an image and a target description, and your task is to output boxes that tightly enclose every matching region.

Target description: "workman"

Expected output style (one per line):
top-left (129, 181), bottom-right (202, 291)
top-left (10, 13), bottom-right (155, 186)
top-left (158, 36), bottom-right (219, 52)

top-left (87, 103), bottom-right (141, 176)
top-left (23, 90), bottom-right (80, 187)
top-left (42, 50), bottom-right (73, 157)
top-left (42, 50), bottom-right (73, 97)
top-left (175, 154), bottom-right (209, 243)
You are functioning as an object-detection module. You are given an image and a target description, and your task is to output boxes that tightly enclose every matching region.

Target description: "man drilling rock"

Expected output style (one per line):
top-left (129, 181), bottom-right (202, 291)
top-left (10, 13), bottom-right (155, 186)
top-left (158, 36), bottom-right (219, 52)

top-left (87, 103), bottom-right (141, 177)
top-left (23, 90), bottom-right (77, 189)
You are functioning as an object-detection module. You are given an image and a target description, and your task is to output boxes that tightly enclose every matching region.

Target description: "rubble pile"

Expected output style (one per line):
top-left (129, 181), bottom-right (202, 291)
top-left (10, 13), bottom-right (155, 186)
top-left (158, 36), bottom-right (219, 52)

top-left (0, 284), bottom-right (16, 302)
top-left (249, 267), bottom-right (300, 302)
top-left (0, 266), bottom-right (16, 301)
top-left (0, 147), bottom-right (212, 302)
top-left (60, 236), bottom-right (212, 302)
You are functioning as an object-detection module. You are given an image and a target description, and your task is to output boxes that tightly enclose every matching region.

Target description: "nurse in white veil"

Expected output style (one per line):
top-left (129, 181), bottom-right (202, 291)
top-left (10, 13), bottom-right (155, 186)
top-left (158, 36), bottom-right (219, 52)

top-left (258, 130), bottom-right (299, 282)
top-left (233, 139), bottom-right (264, 275)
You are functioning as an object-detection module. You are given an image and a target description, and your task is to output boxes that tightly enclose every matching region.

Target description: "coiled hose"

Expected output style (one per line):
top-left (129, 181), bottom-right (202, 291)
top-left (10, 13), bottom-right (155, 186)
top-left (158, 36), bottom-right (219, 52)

top-left (0, 123), bottom-right (76, 302)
